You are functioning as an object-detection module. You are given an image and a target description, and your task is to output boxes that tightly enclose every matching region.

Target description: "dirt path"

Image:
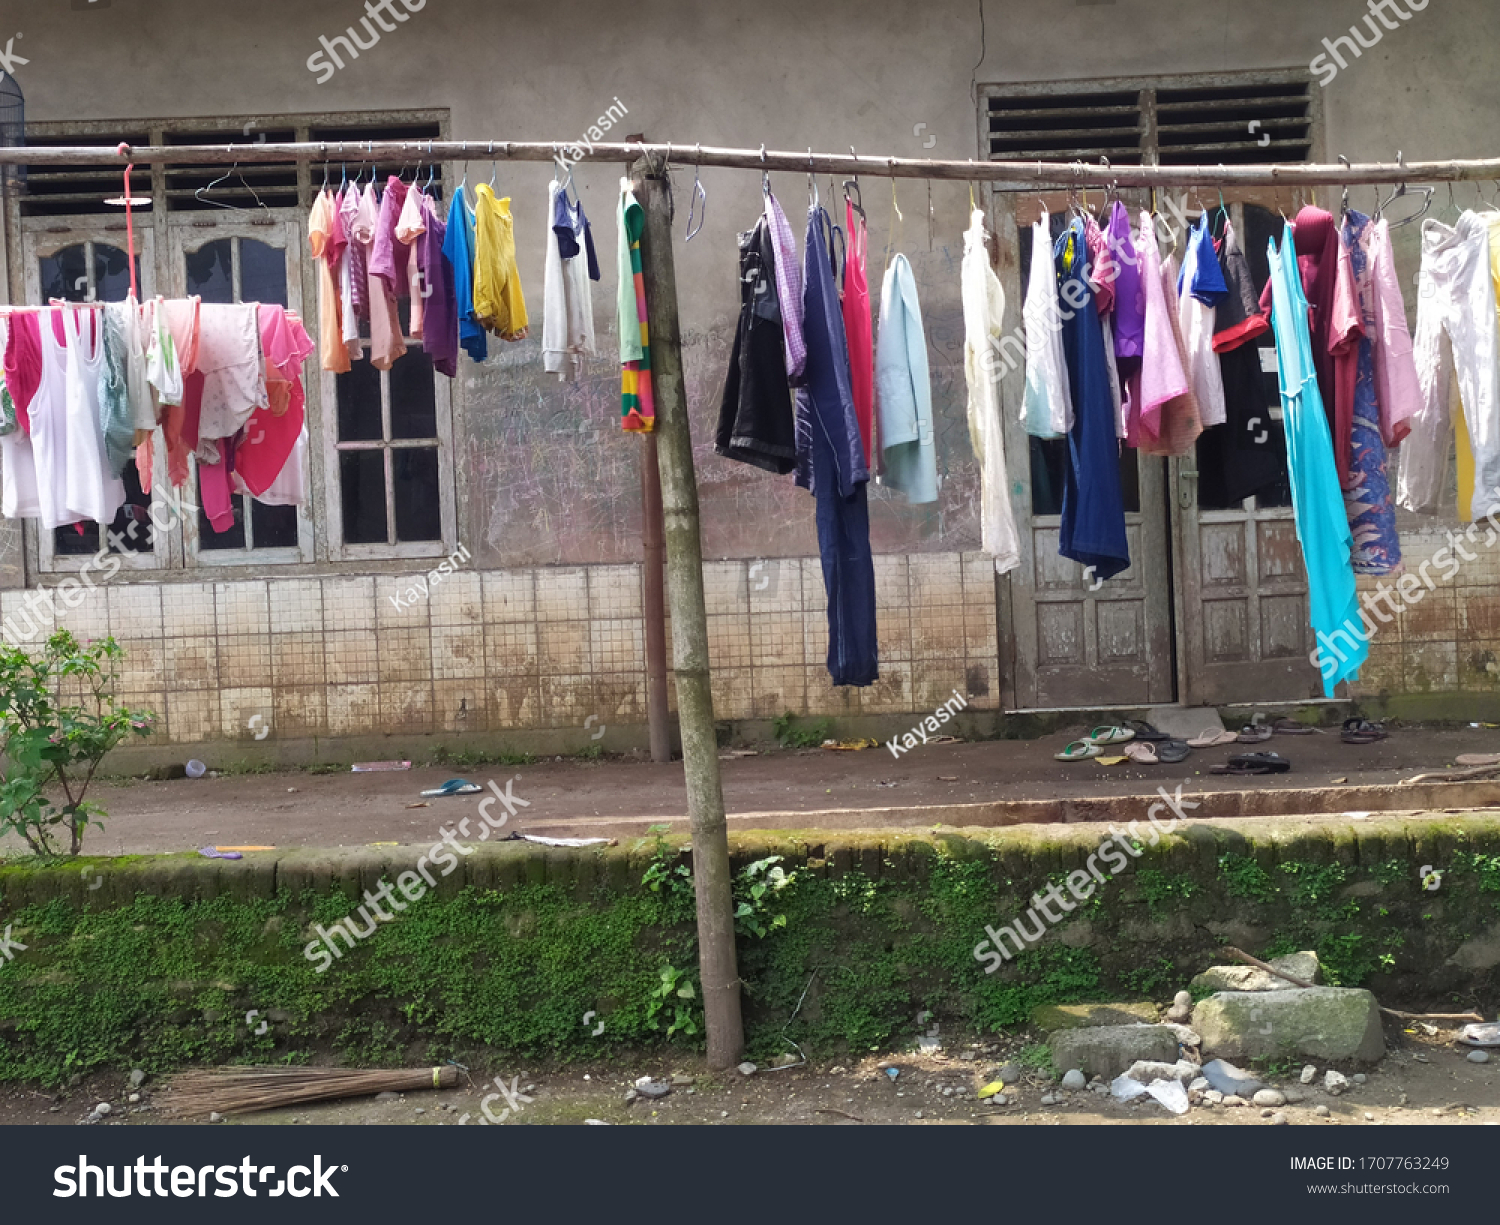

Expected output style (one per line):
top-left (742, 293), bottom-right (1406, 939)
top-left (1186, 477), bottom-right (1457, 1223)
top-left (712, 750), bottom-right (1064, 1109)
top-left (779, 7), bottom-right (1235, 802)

top-left (14, 726), bottom-right (1500, 856)
top-left (4, 1025), bottom-right (1494, 1127)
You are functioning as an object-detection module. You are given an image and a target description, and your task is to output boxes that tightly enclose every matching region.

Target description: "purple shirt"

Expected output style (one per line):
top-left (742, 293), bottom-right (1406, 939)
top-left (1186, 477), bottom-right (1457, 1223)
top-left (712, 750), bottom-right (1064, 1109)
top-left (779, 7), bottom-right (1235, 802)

top-left (369, 176), bottom-right (410, 296)
top-left (1108, 200), bottom-right (1145, 359)
top-left (417, 194), bottom-right (457, 377)
top-left (764, 191), bottom-right (807, 386)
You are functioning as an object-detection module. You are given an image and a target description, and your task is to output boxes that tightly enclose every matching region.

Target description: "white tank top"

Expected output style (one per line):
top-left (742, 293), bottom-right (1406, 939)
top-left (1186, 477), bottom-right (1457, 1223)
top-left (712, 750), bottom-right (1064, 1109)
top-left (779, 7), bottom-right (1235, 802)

top-left (30, 309), bottom-right (74, 530)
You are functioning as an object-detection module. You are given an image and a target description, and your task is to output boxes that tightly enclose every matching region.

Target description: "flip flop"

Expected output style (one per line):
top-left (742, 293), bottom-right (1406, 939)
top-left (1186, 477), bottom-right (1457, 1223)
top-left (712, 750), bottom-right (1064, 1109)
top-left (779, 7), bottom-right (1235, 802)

top-left (1085, 725), bottom-right (1136, 746)
top-left (1055, 741), bottom-right (1103, 761)
top-left (1341, 718), bottom-right (1388, 744)
top-left (420, 778), bottom-right (485, 798)
top-left (1272, 717), bottom-right (1317, 735)
top-left (1211, 751), bottom-right (1292, 776)
top-left (1094, 755), bottom-right (1129, 766)
top-left (1124, 720), bottom-right (1170, 742)
top-left (1155, 739), bottom-right (1192, 764)
top-left (1124, 741), bottom-right (1159, 763)
top-left (198, 847), bottom-right (243, 860)
top-left (1186, 728), bottom-right (1239, 748)
top-left (1236, 724), bottom-right (1273, 744)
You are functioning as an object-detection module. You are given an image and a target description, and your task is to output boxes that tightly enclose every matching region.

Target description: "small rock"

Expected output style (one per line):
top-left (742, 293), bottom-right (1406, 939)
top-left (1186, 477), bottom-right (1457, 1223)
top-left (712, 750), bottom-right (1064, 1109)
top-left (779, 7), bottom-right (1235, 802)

top-left (376, 1091), bottom-right (400, 1102)
top-left (1201, 1059), bottom-right (1265, 1098)
top-left (1284, 1088), bottom-right (1307, 1104)
top-left (1325, 1070), bottom-right (1349, 1095)
top-left (1204, 1090), bottom-right (1224, 1104)
top-left (210, 1112), bottom-right (224, 1123)
top-left (958, 1050), bottom-right (977, 1062)
top-left (1253, 1088), bottom-right (1286, 1107)
top-left (633, 1076), bottom-right (672, 1099)
top-left (127, 1093), bottom-right (141, 1105)
top-left (1353, 1073), bottom-right (1367, 1083)
top-left (1189, 1077), bottom-right (1210, 1093)
top-left (1300, 1064), bottom-right (1318, 1084)
top-left (827, 1066), bottom-right (846, 1076)
top-left (1469, 1050), bottom-right (1491, 1064)
top-left (737, 1062), bottom-right (757, 1077)
top-left (1399, 1093), bottom-right (1409, 1105)
top-left (1364, 1112), bottom-right (1374, 1121)
top-left (1271, 1112), bottom-right (1288, 1125)
top-left (1061, 1069), bottom-right (1087, 1091)
top-left (1413, 1053), bottom-right (1429, 1063)
top-left (671, 1074), bottom-right (695, 1087)
top-left (624, 1089), bottom-right (639, 1104)
top-left (942, 1087), bottom-right (954, 1097)
top-left (414, 1108), bottom-right (425, 1116)
top-left (94, 1103), bottom-right (111, 1117)
top-left (1040, 1093), bottom-right (1059, 1106)
top-left (1260, 1107), bottom-right (1274, 1117)
top-left (1166, 1004), bottom-right (1192, 1023)
top-left (996, 1064), bottom-right (1023, 1084)
top-left (1173, 991), bottom-right (1193, 1010)
top-left (1091, 1083), bottom-right (1108, 1096)
top-left (1315, 1104), bottom-right (1331, 1117)
top-left (129, 1069), bottom-right (146, 1089)
top-left (1222, 1095), bottom-right (1247, 1107)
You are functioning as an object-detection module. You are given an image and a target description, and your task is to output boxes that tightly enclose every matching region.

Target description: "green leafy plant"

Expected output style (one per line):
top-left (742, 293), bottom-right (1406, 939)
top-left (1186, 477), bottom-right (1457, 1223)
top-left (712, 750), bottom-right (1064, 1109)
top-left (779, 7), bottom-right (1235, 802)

top-left (1218, 853), bottom-right (1277, 902)
top-left (646, 964), bottom-right (700, 1039)
top-left (772, 711), bottom-right (833, 750)
top-left (0, 631), bottom-right (154, 857)
top-left (734, 856), bottom-right (796, 938)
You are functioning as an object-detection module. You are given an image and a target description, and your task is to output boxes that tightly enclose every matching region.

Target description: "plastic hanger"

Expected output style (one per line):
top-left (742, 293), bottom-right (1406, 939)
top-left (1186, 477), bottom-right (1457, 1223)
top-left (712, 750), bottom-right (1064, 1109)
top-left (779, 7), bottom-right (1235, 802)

top-left (684, 153), bottom-right (707, 242)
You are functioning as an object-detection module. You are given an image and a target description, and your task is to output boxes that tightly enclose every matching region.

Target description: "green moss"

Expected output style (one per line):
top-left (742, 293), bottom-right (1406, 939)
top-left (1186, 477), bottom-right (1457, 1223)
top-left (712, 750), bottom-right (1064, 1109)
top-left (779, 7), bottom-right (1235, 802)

top-left (1218, 853), bottom-right (1276, 902)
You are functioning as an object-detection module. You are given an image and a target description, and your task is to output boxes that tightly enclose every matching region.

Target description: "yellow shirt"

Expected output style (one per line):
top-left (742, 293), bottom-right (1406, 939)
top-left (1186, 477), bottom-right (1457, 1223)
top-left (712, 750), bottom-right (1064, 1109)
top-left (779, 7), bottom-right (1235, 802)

top-left (472, 185), bottom-right (528, 341)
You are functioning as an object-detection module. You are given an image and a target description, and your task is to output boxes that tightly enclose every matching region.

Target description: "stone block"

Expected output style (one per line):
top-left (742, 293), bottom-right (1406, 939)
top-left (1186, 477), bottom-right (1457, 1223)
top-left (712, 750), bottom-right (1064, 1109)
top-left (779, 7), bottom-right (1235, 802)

top-left (1049, 1025), bottom-right (1181, 1079)
top-left (1192, 987), bottom-right (1384, 1063)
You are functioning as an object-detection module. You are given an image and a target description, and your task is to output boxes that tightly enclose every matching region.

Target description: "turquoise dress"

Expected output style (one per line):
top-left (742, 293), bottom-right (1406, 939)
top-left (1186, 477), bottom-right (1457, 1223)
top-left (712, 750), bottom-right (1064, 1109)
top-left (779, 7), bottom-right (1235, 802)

top-left (1267, 224), bottom-right (1366, 695)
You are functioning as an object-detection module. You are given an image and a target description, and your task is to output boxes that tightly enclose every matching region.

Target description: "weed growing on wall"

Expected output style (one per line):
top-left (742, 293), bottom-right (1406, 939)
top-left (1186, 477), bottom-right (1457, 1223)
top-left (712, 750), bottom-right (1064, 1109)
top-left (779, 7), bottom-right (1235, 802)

top-left (0, 632), bottom-right (154, 857)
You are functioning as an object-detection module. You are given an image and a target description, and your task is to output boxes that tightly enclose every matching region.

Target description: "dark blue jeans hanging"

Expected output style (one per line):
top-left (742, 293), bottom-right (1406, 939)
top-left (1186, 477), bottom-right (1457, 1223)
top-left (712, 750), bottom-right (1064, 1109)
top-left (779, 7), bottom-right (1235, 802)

top-left (800, 206), bottom-right (878, 688)
top-left (1056, 219), bottom-right (1131, 581)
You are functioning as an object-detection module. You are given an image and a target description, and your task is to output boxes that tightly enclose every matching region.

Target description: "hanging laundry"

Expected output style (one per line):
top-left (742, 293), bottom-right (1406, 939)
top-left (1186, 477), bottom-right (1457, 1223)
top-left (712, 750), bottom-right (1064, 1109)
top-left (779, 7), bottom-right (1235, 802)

top-left (1108, 199), bottom-right (1145, 361)
top-left (1196, 221), bottom-right (1285, 507)
top-left (1363, 216), bottom-right (1420, 448)
top-left (961, 208), bottom-right (1021, 576)
top-left (57, 309), bottom-right (126, 530)
top-left (473, 183), bottom-right (529, 342)
top-left (842, 197), bottom-right (876, 466)
top-left (543, 178), bottom-right (597, 382)
top-left (395, 182), bottom-right (428, 340)
top-left (1334, 210), bottom-right (1402, 575)
top-left (97, 304), bottom-right (136, 478)
top-left (764, 190), bottom-right (806, 387)
top-left (1267, 222), bottom-right (1364, 696)
top-left (553, 185), bottom-right (601, 281)
top-left (194, 302), bottom-right (266, 442)
top-left (336, 184), bottom-right (363, 364)
top-left (716, 213), bottom-right (796, 474)
top-left (308, 187), bottom-right (352, 375)
top-left (1083, 210), bottom-right (1117, 316)
top-left (236, 305), bottom-right (315, 499)
top-left (160, 296), bottom-right (202, 489)
top-left (800, 205), bottom-right (878, 688)
top-left (0, 314), bottom-right (39, 520)
top-left (443, 188), bottom-right (488, 364)
top-left (1055, 217), bottom-right (1130, 583)
top-left (616, 181), bottom-right (654, 432)
top-left (399, 188), bottom-right (457, 378)
top-left (1176, 213), bottom-right (1228, 428)
top-left (874, 253), bottom-right (938, 504)
top-left (1129, 214), bottom-right (1194, 453)
top-left (1153, 248), bottom-right (1205, 456)
top-left (1021, 209), bottom-right (1072, 440)
top-left (1398, 213), bottom-right (1500, 521)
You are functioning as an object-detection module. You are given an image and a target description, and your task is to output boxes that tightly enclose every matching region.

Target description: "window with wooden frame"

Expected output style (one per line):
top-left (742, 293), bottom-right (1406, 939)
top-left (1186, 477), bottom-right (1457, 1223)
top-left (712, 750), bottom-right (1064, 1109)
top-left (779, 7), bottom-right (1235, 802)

top-left (8, 112), bottom-right (455, 574)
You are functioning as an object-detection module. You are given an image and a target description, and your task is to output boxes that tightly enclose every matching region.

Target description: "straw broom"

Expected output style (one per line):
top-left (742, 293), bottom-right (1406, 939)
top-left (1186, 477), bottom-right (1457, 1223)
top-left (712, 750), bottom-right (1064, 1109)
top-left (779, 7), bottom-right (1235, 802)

top-left (163, 1064), bottom-right (460, 1117)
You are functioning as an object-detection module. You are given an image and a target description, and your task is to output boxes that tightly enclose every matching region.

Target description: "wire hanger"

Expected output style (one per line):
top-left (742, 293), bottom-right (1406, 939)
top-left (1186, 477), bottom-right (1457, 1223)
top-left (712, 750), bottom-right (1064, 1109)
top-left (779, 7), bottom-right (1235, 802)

top-left (807, 147), bottom-right (818, 209)
top-left (197, 149), bottom-right (255, 212)
top-left (1337, 155), bottom-right (1351, 217)
top-left (321, 143), bottom-right (330, 191)
top-left (885, 175), bottom-right (904, 275)
top-left (488, 141), bottom-right (497, 188)
top-left (685, 144), bottom-right (706, 242)
top-left (425, 140), bottom-right (436, 193)
top-left (760, 144), bottom-right (770, 197)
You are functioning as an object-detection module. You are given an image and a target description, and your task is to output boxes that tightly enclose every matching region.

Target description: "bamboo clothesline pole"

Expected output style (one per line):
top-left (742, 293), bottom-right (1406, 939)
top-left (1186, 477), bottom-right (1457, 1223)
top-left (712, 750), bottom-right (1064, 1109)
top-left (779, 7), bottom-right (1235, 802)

top-left (3, 141), bottom-right (1499, 189)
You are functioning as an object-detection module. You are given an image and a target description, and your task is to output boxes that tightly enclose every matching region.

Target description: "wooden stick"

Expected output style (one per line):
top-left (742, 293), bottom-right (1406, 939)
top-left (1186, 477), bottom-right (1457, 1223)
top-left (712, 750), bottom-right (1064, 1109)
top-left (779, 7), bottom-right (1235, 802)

top-left (1401, 765), bottom-right (1500, 785)
top-left (815, 1108), bottom-right (865, 1122)
top-left (0, 140), bottom-right (1496, 188)
top-left (1220, 947), bottom-right (1483, 1024)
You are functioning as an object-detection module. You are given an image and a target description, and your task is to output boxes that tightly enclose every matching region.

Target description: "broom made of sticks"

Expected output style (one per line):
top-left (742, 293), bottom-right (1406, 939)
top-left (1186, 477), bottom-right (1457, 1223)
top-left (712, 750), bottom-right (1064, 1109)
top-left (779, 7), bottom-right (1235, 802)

top-left (163, 1064), bottom-right (460, 1117)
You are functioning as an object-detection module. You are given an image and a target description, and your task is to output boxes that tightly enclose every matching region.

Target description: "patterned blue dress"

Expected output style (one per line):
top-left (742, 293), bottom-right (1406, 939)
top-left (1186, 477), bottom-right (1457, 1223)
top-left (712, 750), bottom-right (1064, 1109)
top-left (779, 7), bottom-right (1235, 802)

top-left (1341, 211), bottom-right (1403, 576)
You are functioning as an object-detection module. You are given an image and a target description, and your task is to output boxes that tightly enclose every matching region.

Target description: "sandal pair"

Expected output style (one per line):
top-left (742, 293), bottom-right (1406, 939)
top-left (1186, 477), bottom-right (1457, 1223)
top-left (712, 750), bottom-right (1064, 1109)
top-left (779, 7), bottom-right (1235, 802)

top-left (1341, 718), bottom-right (1388, 744)
top-left (1211, 751), bottom-right (1292, 776)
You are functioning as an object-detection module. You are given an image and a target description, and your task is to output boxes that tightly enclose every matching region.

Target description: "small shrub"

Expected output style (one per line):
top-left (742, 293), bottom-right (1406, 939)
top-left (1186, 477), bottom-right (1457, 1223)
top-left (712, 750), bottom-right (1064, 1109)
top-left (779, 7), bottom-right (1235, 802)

top-left (772, 712), bottom-right (833, 750)
top-left (0, 631), bottom-right (154, 857)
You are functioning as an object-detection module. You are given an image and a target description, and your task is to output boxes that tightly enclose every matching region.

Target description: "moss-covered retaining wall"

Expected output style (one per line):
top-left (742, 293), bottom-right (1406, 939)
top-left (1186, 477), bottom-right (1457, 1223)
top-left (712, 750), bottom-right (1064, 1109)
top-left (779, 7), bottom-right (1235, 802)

top-left (3, 813), bottom-right (1500, 1084)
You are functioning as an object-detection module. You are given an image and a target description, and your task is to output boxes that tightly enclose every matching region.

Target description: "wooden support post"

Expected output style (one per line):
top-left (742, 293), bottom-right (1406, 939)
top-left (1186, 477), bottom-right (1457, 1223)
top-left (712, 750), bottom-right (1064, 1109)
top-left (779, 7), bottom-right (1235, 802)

top-left (633, 155), bottom-right (744, 1068)
top-left (641, 430), bottom-right (672, 763)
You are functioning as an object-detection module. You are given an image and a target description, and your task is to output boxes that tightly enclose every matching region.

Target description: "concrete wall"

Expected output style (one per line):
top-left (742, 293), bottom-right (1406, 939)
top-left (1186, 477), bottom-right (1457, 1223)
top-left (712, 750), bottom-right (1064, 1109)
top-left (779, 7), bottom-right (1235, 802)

top-left (0, 0), bottom-right (1495, 742)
